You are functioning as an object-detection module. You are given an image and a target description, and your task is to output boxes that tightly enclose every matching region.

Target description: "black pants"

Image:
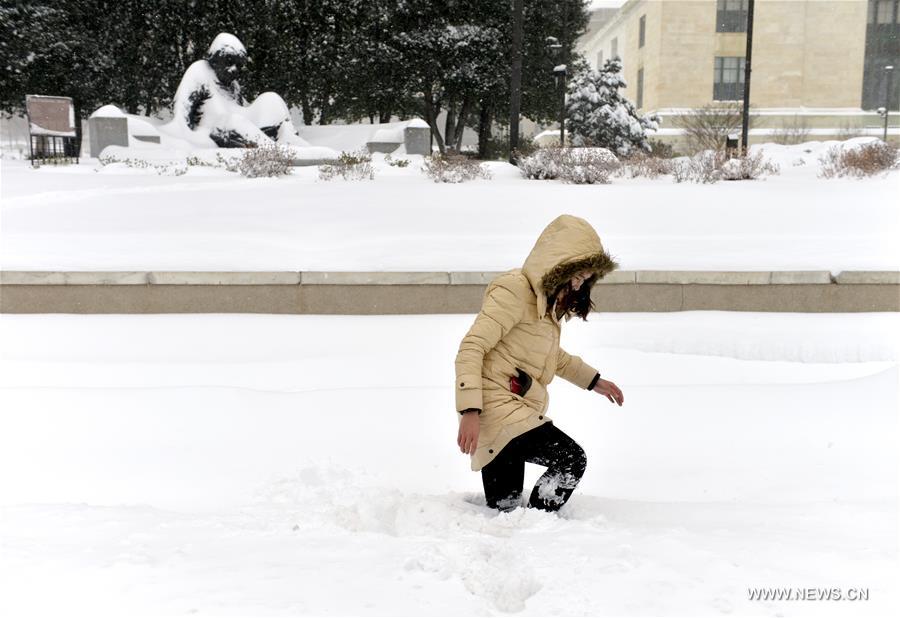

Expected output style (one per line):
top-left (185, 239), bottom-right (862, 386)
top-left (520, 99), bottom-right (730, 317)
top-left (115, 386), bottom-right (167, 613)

top-left (480, 421), bottom-right (587, 512)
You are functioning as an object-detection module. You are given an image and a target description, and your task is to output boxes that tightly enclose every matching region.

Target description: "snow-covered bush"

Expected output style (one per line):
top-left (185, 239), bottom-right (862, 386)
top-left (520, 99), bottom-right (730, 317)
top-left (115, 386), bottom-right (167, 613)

top-left (236, 143), bottom-right (294, 178)
top-left (519, 147), bottom-right (619, 184)
top-left (518, 148), bottom-right (566, 180)
top-left (647, 139), bottom-right (678, 159)
top-left (384, 154), bottom-right (410, 168)
top-left (319, 149), bottom-right (374, 181)
top-left (672, 150), bottom-right (779, 184)
top-left (616, 151), bottom-right (674, 179)
top-left (565, 58), bottom-right (659, 157)
top-left (818, 140), bottom-right (899, 178)
top-left (421, 154), bottom-right (490, 183)
top-left (673, 151), bottom-right (722, 184)
top-left (735, 151), bottom-right (780, 180)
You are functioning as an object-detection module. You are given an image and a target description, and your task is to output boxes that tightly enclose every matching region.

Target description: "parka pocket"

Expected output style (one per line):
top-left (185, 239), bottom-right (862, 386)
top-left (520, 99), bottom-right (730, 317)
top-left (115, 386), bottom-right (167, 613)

top-left (509, 367), bottom-right (533, 397)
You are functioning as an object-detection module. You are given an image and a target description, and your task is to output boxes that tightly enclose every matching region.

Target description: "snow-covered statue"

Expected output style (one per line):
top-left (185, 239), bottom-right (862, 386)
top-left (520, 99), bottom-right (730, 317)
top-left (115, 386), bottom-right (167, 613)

top-left (168, 33), bottom-right (306, 148)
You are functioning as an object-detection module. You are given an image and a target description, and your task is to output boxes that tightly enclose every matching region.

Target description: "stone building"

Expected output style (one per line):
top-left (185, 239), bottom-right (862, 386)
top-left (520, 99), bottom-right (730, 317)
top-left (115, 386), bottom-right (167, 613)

top-left (578, 0), bottom-right (900, 150)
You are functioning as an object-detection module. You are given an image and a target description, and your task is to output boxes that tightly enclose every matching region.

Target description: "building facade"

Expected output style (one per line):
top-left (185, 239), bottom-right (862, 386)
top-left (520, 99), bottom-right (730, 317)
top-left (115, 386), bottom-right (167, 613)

top-left (578, 0), bottom-right (900, 149)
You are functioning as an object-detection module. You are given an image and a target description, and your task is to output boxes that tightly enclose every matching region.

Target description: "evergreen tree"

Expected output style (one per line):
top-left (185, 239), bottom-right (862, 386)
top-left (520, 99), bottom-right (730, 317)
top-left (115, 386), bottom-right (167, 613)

top-left (565, 57), bottom-right (659, 156)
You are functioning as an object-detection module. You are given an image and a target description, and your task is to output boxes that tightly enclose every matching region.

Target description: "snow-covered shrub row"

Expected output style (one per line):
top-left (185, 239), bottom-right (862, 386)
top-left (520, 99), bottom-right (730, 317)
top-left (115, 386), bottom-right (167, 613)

top-left (818, 141), bottom-right (899, 179)
top-left (519, 147), bottom-right (619, 184)
top-left (98, 151), bottom-right (188, 176)
top-left (616, 151), bottom-right (675, 179)
top-left (185, 153), bottom-right (240, 172)
top-left (421, 154), bottom-right (491, 183)
top-left (672, 150), bottom-right (780, 184)
top-left (318, 149), bottom-right (374, 181)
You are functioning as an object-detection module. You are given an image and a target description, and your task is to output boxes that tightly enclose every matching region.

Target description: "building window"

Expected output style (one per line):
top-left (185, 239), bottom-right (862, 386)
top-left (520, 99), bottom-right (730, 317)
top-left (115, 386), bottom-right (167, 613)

top-left (863, 0), bottom-right (900, 109)
top-left (713, 56), bottom-right (745, 100)
top-left (637, 68), bottom-right (644, 108)
top-left (639, 15), bottom-right (646, 47)
top-left (716, 0), bottom-right (749, 32)
top-left (611, 37), bottom-right (618, 59)
top-left (876, 0), bottom-right (897, 23)
top-left (596, 50), bottom-right (604, 69)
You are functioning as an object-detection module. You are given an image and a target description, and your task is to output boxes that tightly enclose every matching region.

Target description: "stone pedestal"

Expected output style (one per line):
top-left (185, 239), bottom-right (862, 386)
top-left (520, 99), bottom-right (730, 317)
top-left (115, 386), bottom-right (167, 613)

top-left (88, 117), bottom-right (128, 158)
top-left (404, 125), bottom-right (431, 155)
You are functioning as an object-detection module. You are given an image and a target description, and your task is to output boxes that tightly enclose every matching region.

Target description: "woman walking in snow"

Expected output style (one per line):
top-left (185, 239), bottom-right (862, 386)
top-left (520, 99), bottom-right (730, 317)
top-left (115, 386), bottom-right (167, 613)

top-left (454, 214), bottom-right (625, 512)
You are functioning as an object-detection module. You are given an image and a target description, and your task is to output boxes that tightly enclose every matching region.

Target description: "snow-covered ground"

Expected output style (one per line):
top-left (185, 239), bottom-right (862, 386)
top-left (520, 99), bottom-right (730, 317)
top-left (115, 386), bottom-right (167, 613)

top-left (0, 311), bottom-right (898, 616)
top-left (1, 140), bottom-right (898, 273)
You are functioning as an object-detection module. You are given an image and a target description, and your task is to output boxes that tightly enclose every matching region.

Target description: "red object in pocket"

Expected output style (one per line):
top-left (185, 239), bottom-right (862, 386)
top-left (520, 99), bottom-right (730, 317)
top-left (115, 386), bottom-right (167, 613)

top-left (509, 375), bottom-right (523, 395)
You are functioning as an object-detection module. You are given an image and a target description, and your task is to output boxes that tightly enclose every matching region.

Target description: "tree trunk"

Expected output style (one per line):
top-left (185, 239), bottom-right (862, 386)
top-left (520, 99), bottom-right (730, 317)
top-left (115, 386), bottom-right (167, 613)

top-left (423, 85), bottom-right (446, 154)
top-left (73, 99), bottom-right (84, 159)
top-left (453, 95), bottom-right (471, 152)
top-left (477, 103), bottom-right (492, 159)
top-left (301, 98), bottom-right (313, 125)
top-left (444, 103), bottom-right (456, 152)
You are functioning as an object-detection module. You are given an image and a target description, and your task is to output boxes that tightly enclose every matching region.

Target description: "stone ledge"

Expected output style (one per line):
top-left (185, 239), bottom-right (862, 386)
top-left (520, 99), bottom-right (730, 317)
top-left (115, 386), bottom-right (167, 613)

top-left (148, 272), bottom-right (301, 285)
top-left (598, 270), bottom-right (637, 284)
top-left (448, 271), bottom-right (503, 285)
top-left (835, 271), bottom-right (900, 284)
top-left (300, 271), bottom-right (449, 285)
top-left (0, 270), bottom-right (897, 286)
top-left (0, 271), bottom-right (150, 285)
top-left (636, 271), bottom-right (773, 284)
top-left (770, 271), bottom-right (833, 284)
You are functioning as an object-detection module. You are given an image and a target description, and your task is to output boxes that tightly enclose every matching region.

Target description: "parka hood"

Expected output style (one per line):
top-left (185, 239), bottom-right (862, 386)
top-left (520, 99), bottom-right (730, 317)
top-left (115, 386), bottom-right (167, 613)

top-left (522, 214), bottom-right (619, 319)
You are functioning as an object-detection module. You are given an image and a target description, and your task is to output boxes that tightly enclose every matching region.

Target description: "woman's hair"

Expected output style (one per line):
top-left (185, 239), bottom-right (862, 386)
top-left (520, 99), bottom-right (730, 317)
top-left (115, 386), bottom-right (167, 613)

top-left (548, 274), bottom-right (597, 321)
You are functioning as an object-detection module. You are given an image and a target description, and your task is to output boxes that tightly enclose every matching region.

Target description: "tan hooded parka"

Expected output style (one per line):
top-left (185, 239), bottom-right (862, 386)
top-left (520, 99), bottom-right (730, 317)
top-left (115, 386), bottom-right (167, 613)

top-left (455, 214), bottom-right (619, 471)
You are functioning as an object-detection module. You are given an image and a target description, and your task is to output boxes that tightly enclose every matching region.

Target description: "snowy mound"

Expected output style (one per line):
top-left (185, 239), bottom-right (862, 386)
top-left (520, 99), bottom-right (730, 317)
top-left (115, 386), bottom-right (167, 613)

top-left (89, 105), bottom-right (126, 118)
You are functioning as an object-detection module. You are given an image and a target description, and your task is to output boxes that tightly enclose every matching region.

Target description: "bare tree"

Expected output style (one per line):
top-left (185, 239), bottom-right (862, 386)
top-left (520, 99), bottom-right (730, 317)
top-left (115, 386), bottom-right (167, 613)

top-left (674, 102), bottom-right (755, 153)
top-left (773, 115), bottom-right (811, 145)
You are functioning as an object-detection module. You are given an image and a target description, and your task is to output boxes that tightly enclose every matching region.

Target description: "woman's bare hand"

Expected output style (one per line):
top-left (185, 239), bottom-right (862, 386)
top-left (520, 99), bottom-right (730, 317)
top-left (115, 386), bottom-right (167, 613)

top-left (457, 412), bottom-right (480, 455)
top-left (592, 378), bottom-right (624, 406)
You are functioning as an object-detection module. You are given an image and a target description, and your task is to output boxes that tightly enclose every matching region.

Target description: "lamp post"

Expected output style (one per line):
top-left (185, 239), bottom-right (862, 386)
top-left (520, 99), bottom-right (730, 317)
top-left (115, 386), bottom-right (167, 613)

top-left (547, 37), bottom-right (565, 147)
top-left (884, 65), bottom-right (894, 142)
top-left (740, 0), bottom-right (755, 155)
top-left (509, 0), bottom-right (524, 164)
top-left (553, 64), bottom-right (567, 147)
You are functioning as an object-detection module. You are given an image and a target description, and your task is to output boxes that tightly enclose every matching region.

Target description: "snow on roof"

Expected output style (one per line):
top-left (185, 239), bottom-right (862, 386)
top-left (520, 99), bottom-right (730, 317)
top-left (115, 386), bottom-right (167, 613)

top-left (208, 33), bottom-right (246, 57)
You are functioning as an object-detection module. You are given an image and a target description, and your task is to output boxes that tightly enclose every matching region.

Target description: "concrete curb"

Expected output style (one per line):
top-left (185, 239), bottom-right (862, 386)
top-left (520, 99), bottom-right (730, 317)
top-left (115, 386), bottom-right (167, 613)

top-left (4, 270), bottom-right (895, 285)
top-left (1, 270), bottom-right (897, 313)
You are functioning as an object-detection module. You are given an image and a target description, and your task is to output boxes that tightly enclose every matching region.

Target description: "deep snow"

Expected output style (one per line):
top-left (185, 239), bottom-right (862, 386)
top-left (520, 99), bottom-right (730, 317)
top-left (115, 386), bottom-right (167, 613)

top-left (1, 140), bottom-right (898, 273)
top-left (0, 311), bottom-right (897, 616)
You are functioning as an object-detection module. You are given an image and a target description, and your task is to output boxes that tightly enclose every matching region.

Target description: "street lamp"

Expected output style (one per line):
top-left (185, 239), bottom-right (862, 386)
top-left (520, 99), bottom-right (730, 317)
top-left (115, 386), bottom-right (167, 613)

top-left (547, 37), bottom-right (566, 147)
top-left (882, 65), bottom-right (894, 142)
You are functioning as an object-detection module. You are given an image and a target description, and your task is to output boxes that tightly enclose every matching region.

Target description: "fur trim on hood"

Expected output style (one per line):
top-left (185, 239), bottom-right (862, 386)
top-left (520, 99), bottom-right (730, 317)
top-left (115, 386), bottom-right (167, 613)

top-left (521, 214), bottom-right (619, 319)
